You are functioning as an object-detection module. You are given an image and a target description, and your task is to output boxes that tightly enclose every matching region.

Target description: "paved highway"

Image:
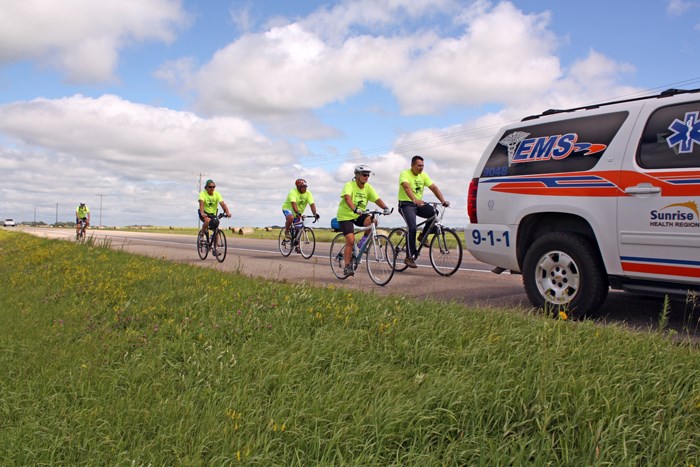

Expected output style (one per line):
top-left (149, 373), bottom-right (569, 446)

top-left (21, 227), bottom-right (696, 335)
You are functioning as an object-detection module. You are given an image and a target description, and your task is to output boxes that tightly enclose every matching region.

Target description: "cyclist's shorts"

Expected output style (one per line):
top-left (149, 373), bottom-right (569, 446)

top-left (339, 215), bottom-right (369, 235)
top-left (197, 210), bottom-right (219, 229)
top-left (76, 217), bottom-right (87, 223)
top-left (282, 209), bottom-right (294, 218)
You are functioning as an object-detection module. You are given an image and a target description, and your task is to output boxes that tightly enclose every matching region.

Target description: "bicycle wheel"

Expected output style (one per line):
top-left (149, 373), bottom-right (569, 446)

top-left (329, 233), bottom-right (349, 280)
top-left (299, 227), bottom-right (316, 259)
top-left (387, 228), bottom-right (409, 272)
top-left (365, 234), bottom-right (396, 286)
top-left (215, 229), bottom-right (227, 263)
top-left (429, 227), bottom-right (463, 276)
top-left (278, 229), bottom-right (293, 257)
top-left (197, 231), bottom-right (209, 260)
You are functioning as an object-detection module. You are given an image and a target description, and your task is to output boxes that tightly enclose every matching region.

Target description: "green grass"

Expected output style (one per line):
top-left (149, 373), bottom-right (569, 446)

top-left (1, 229), bottom-right (699, 464)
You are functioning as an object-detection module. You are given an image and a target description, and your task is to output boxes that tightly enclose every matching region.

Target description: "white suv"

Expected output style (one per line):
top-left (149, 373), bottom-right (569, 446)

top-left (3, 218), bottom-right (15, 227)
top-left (466, 88), bottom-right (700, 315)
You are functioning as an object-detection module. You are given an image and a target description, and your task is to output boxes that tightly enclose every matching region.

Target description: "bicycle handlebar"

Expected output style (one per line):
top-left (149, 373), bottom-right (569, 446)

top-left (360, 208), bottom-right (394, 216)
top-left (297, 214), bottom-right (319, 224)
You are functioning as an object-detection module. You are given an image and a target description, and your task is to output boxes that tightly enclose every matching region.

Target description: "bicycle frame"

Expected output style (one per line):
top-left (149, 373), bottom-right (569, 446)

top-left (399, 202), bottom-right (446, 256)
top-left (390, 202), bottom-right (463, 276)
top-left (329, 209), bottom-right (396, 286)
top-left (197, 212), bottom-right (228, 262)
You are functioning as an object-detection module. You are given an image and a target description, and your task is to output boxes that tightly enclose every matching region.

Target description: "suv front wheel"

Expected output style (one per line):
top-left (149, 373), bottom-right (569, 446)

top-left (523, 232), bottom-right (608, 317)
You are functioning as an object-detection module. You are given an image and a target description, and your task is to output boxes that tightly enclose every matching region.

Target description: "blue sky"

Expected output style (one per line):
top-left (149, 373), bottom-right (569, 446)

top-left (0, 0), bottom-right (699, 227)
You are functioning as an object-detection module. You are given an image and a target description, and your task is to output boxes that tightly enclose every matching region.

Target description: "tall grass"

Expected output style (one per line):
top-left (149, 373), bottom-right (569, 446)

top-left (1, 229), bottom-right (699, 464)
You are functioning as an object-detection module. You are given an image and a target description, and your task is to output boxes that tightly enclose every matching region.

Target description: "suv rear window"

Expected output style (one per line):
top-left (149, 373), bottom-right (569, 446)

top-left (481, 111), bottom-right (628, 177)
top-left (638, 101), bottom-right (700, 169)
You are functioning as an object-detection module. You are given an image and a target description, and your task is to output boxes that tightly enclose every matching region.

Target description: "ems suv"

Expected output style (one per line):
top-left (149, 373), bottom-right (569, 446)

top-left (466, 88), bottom-right (700, 315)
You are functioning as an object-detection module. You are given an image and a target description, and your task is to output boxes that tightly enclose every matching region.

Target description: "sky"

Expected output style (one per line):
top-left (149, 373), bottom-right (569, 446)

top-left (1, 0), bottom-right (699, 228)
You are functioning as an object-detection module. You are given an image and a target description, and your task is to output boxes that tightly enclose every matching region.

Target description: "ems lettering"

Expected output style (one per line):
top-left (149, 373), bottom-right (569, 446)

top-left (511, 133), bottom-right (578, 163)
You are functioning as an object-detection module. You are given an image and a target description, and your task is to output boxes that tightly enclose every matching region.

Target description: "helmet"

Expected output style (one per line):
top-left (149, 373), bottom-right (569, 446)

top-left (295, 178), bottom-right (307, 188)
top-left (354, 164), bottom-right (371, 174)
top-left (79, 202), bottom-right (85, 206)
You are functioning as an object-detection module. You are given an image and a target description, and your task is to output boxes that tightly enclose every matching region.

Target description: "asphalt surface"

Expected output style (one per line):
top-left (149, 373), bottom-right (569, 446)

top-left (20, 227), bottom-right (700, 336)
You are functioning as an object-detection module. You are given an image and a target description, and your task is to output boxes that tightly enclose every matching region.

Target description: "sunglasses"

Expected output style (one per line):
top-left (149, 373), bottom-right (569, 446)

top-left (359, 172), bottom-right (371, 177)
top-left (206, 185), bottom-right (216, 189)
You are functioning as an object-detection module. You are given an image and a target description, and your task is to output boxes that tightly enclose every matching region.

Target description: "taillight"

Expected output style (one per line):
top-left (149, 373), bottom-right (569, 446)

top-left (467, 178), bottom-right (479, 223)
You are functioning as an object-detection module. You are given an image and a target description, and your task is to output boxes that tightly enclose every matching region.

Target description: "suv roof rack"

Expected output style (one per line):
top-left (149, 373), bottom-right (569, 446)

top-left (521, 87), bottom-right (700, 121)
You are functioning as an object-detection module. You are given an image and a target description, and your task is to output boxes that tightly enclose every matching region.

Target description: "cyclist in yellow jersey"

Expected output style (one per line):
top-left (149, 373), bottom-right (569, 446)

top-left (398, 155), bottom-right (449, 268)
top-left (336, 164), bottom-right (391, 277)
top-left (282, 179), bottom-right (319, 239)
top-left (198, 179), bottom-right (231, 236)
top-left (75, 202), bottom-right (90, 236)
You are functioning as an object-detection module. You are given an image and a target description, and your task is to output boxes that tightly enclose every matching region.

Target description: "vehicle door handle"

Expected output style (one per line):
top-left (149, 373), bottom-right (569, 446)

top-left (624, 183), bottom-right (661, 195)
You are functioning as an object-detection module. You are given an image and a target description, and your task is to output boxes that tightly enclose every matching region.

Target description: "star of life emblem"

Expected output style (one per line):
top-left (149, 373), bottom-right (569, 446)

top-left (499, 131), bottom-right (530, 166)
top-left (667, 111), bottom-right (700, 154)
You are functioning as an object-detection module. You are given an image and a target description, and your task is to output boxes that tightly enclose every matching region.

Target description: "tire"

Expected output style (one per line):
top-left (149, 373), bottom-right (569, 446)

top-left (215, 230), bottom-right (227, 263)
top-left (197, 231), bottom-right (209, 260)
top-left (388, 228), bottom-right (409, 272)
top-left (365, 234), bottom-right (396, 286)
top-left (429, 227), bottom-right (463, 276)
top-left (299, 227), bottom-right (316, 259)
top-left (522, 231), bottom-right (608, 317)
top-left (329, 233), bottom-right (349, 280)
top-left (278, 228), bottom-right (293, 257)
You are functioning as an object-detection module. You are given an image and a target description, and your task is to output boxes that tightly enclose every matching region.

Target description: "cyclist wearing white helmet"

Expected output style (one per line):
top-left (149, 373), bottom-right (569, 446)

top-left (75, 202), bottom-right (90, 236)
top-left (398, 155), bottom-right (450, 268)
top-left (336, 164), bottom-right (391, 277)
top-left (282, 178), bottom-right (319, 240)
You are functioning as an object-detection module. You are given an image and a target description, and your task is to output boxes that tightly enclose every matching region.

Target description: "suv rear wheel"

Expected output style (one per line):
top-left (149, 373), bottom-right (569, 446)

top-left (523, 231), bottom-right (608, 317)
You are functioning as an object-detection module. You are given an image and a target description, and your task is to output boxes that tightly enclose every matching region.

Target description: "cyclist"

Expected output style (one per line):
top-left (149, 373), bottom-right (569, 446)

top-left (336, 164), bottom-right (391, 277)
top-left (398, 155), bottom-right (450, 268)
top-left (75, 202), bottom-right (90, 237)
top-left (282, 178), bottom-right (319, 241)
top-left (198, 179), bottom-right (232, 255)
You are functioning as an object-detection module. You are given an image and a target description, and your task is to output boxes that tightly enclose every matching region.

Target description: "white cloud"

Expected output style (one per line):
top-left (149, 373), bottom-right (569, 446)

top-left (186, 1), bottom-right (561, 123)
top-left (667, 0), bottom-right (694, 15)
top-left (0, 95), bottom-right (313, 226)
top-left (0, 0), bottom-right (187, 83)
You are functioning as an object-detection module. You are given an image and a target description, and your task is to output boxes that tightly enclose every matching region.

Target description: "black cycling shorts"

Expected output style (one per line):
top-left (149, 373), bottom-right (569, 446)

top-left (338, 214), bottom-right (369, 235)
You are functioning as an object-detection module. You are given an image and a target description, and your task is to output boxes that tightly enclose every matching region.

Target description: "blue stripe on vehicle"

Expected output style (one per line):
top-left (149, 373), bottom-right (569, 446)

top-left (621, 256), bottom-right (700, 267)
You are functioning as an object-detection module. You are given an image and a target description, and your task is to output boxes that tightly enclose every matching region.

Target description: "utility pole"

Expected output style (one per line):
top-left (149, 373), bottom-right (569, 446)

top-left (55, 203), bottom-right (58, 225)
top-left (34, 207), bottom-right (36, 226)
top-left (96, 194), bottom-right (106, 228)
top-left (193, 172), bottom-right (209, 230)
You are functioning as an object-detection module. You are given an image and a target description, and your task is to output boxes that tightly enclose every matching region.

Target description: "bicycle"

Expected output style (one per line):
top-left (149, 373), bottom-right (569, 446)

top-left (329, 209), bottom-right (396, 286)
top-left (388, 202), bottom-right (463, 276)
top-left (197, 212), bottom-right (228, 263)
top-left (76, 219), bottom-right (88, 241)
top-left (278, 215), bottom-right (318, 259)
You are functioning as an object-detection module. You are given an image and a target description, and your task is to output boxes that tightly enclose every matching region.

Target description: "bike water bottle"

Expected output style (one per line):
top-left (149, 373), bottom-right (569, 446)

top-left (358, 235), bottom-right (368, 251)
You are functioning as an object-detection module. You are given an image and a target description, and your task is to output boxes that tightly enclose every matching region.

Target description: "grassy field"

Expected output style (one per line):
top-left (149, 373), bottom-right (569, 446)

top-left (1, 229), bottom-right (699, 464)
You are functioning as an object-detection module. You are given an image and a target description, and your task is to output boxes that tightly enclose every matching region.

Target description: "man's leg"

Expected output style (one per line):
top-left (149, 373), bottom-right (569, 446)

top-left (399, 204), bottom-right (418, 258)
top-left (284, 211), bottom-right (294, 238)
top-left (416, 204), bottom-right (436, 243)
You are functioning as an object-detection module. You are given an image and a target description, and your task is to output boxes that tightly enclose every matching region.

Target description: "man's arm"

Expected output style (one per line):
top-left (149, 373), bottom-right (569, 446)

top-left (219, 201), bottom-right (232, 217)
top-left (401, 181), bottom-right (424, 206)
top-left (428, 184), bottom-right (449, 206)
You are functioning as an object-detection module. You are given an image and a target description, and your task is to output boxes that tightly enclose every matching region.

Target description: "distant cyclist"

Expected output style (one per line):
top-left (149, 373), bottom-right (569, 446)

top-left (398, 155), bottom-right (450, 268)
top-left (282, 178), bottom-right (319, 240)
top-left (75, 202), bottom-right (90, 237)
top-left (336, 164), bottom-right (391, 277)
top-left (198, 179), bottom-right (231, 240)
